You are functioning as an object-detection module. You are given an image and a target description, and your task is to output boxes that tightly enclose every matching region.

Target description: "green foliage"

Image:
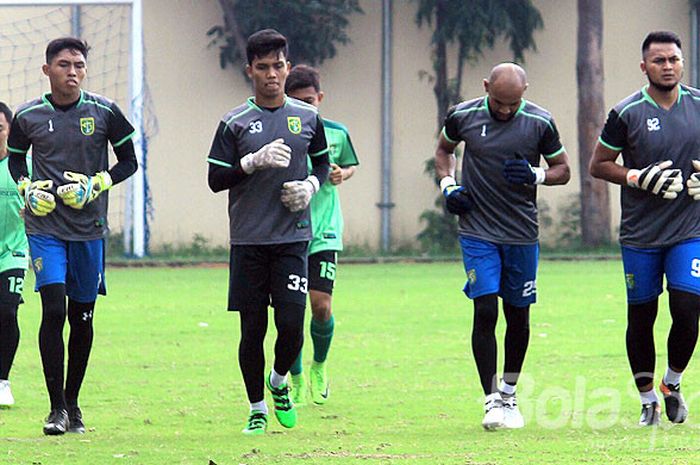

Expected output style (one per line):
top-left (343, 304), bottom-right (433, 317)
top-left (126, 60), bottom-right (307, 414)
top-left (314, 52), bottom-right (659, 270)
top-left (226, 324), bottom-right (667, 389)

top-left (208, 0), bottom-right (363, 72)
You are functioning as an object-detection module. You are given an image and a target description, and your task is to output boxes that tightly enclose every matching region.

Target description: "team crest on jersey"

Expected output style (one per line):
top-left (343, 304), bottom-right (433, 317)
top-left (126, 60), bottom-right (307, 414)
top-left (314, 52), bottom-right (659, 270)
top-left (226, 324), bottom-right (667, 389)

top-left (33, 257), bottom-right (43, 274)
top-left (287, 116), bottom-right (302, 135)
top-left (467, 268), bottom-right (477, 285)
top-left (80, 117), bottom-right (95, 136)
top-left (625, 273), bottom-right (635, 289)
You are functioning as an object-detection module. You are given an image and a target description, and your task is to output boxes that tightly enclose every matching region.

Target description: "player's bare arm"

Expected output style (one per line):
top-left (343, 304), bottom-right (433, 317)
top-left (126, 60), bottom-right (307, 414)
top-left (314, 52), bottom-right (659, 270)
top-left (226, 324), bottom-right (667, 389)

top-left (589, 141), bottom-right (627, 185)
top-left (542, 151), bottom-right (571, 186)
top-left (435, 133), bottom-right (458, 180)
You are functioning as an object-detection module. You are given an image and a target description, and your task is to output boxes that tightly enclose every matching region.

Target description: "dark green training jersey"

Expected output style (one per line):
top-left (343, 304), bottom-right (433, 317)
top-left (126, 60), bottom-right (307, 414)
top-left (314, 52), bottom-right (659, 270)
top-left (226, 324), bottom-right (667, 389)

top-left (308, 118), bottom-right (359, 255)
top-left (207, 97), bottom-right (328, 245)
top-left (443, 96), bottom-right (565, 244)
top-left (7, 90), bottom-right (135, 240)
top-left (599, 84), bottom-right (700, 247)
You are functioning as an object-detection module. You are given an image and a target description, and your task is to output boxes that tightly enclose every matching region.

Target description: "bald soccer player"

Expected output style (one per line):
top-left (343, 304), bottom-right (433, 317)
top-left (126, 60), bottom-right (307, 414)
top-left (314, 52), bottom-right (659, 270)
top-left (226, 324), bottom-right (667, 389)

top-left (434, 63), bottom-right (570, 430)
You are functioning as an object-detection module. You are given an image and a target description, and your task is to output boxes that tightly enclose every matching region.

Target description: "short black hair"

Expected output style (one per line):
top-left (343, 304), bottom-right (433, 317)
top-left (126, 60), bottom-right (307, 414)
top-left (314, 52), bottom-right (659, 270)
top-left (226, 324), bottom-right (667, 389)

top-left (46, 37), bottom-right (90, 64)
top-left (246, 29), bottom-right (288, 65)
top-left (642, 31), bottom-right (682, 56)
top-left (285, 64), bottom-right (321, 93)
top-left (0, 102), bottom-right (11, 124)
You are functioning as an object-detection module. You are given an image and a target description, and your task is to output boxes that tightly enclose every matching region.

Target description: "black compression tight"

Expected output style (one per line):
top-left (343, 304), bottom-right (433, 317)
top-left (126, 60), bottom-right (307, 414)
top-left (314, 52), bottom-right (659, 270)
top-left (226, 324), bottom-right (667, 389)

top-left (65, 299), bottom-right (96, 408)
top-left (626, 299), bottom-right (658, 389)
top-left (472, 295), bottom-right (499, 395)
top-left (667, 289), bottom-right (700, 372)
top-left (0, 301), bottom-right (20, 380)
top-left (503, 302), bottom-right (530, 386)
top-left (39, 284), bottom-right (67, 410)
top-left (238, 302), bottom-right (305, 403)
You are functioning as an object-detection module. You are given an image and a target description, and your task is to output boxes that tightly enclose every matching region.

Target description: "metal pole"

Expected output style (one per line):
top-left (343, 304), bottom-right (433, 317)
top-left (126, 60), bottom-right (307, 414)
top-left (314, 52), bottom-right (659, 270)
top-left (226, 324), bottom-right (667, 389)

top-left (378, 0), bottom-right (394, 253)
top-left (129, 0), bottom-right (145, 257)
top-left (70, 5), bottom-right (81, 36)
top-left (692, 4), bottom-right (699, 88)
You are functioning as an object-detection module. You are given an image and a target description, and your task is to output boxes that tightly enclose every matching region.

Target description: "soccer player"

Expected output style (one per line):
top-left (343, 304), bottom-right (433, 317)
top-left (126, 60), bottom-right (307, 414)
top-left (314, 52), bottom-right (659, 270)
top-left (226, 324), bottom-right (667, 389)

top-left (285, 65), bottom-right (359, 405)
top-left (589, 30), bottom-right (700, 427)
top-left (434, 63), bottom-right (570, 430)
top-left (0, 101), bottom-right (28, 408)
top-left (207, 29), bottom-right (330, 435)
top-left (7, 37), bottom-right (137, 435)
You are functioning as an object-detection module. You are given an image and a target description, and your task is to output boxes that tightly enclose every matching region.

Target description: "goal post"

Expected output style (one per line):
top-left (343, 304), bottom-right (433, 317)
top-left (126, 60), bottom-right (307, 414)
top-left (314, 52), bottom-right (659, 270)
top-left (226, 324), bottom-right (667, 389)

top-left (0, 0), bottom-right (150, 258)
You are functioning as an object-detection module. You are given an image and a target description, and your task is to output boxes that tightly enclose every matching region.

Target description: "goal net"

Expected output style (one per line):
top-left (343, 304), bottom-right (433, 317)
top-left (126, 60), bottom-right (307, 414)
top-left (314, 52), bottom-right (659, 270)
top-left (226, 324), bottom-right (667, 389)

top-left (0, 0), bottom-right (155, 257)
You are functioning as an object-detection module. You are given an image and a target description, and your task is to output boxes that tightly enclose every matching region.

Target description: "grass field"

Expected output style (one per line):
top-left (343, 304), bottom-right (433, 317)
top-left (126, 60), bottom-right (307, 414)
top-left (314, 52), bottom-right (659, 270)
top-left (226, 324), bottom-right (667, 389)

top-left (1, 260), bottom-right (700, 464)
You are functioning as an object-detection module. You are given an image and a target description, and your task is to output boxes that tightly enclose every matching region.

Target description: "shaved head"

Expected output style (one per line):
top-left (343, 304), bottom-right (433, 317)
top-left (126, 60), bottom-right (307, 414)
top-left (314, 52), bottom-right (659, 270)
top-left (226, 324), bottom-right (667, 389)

top-left (483, 63), bottom-right (528, 121)
top-left (488, 63), bottom-right (528, 88)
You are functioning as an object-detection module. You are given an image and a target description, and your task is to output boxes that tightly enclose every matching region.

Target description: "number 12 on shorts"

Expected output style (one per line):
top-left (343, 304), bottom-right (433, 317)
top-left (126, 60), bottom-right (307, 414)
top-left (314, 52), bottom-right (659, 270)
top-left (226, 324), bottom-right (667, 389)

top-left (287, 274), bottom-right (308, 293)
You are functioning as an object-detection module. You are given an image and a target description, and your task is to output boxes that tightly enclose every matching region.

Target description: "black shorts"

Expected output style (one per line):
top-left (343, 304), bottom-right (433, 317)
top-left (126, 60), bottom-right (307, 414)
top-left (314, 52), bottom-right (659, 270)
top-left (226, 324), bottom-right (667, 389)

top-left (0, 269), bottom-right (26, 306)
top-left (228, 242), bottom-right (308, 312)
top-left (308, 250), bottom-right (337, 295)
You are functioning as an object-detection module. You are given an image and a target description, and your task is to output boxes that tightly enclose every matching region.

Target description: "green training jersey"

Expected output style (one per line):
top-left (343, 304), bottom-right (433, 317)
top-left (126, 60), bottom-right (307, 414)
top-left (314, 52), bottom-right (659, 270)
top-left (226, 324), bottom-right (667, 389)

top-left (308, 118), bottom-right (359, 255)
top-left (0, 156), bottom-right (30, 272)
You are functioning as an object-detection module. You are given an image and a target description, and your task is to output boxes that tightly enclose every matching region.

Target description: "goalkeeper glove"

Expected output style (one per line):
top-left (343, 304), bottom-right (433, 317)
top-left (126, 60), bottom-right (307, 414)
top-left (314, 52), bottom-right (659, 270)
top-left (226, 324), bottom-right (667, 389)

top-left (240, 138), bottom-right (292, 174)
top-left (503, 155), bottom-right (545, 185)
top-left (17, 178), bottom-right (56, 216)
top-left (440, 176), bottom-right (472, 215)
top-left (57, 171), bottom-right (113, 209)
top-left (626, 160), bottom-right (683, 199)
top-left (280, 176), bottom-right (320, 212)
top-left (687, 160), bottom-right (700, 200)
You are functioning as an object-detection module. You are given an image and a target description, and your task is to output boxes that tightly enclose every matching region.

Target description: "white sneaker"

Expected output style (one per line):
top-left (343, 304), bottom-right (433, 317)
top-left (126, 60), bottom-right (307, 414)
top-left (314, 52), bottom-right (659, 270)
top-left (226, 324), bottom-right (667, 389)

top-left (482, 392), bottom-right (505, 430)
top-left (502, 394), bottom-right (524, 429)
top-left (0, 380), bottom-right (14, 407)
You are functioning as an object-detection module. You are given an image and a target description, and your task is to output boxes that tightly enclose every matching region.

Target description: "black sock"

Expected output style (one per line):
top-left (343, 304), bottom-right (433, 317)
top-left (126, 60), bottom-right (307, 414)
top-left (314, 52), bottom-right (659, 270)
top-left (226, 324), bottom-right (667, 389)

top-left (39, 284), bottom-right (67, 410)
top-left (273, 302), bottom-right (305, 376)
top-left (668, 289), bottom-right (700, 373)
top-left (503, 303), bottom-right (530, 386)
top-left (0, 302), bottom-right (20, 380)
top-left (626, 299), bottom-right (658, 389)
top-left (239, 308), bottom-right (268, 403)
top-left (64, 300), bottom-right (95, 408)
top-left (472, 294), bottom-right (499, 395)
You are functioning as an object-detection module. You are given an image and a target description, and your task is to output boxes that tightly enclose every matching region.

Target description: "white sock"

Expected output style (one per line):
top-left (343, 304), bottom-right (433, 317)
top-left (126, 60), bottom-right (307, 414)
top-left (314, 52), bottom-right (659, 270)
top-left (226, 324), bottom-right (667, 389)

top-left (269, 369), bottom-right (287, 388)
top-left (639, 389), bottom-right (659, 405)
top-left (663, 367), bottom-right (683, 387)
top-left (499, 380), bottom-right (516, 396)
top-left (250, 401), bottom-right (268, 414)
top-left (485, 392), bottom-right (502, 404)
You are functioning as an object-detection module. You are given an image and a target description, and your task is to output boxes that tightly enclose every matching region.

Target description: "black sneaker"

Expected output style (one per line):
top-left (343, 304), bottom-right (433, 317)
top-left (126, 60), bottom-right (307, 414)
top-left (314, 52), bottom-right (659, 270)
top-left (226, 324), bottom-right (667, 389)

top-left (660, 381), bottom-right (688, 423)
top-left (68, 406), bottom-right (86, 434)
top-left (43, 409), bottom-right (69, 435)
top-left (638, 401), bottom-right (661, 426)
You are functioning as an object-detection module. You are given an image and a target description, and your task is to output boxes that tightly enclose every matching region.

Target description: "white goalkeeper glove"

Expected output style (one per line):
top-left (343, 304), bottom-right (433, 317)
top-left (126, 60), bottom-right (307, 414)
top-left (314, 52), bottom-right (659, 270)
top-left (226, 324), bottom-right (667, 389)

top-left (687, 160), bottom-right (700, 200)
top-left (18, 178), bottom-right (56, 216)
top-left (626, 160), bottom-right (683, 199)
top-left (57, 170), bottom-right (113, 209)
top-left (240, 138), bottom-right (292, 174)
top-left (280, 176), bottom-right (320, 212)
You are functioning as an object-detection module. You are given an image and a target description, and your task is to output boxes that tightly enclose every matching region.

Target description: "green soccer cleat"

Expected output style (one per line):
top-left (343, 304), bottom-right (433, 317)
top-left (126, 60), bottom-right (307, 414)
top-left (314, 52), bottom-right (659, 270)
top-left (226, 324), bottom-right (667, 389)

top-left (310, 361), bottom-right (329, 405)
top-left (241, 410), bottom-right (268, 435)
top-left (266, 374), bottom-right (297, 428)
top-left (291, 373), bottom-right (307, 406)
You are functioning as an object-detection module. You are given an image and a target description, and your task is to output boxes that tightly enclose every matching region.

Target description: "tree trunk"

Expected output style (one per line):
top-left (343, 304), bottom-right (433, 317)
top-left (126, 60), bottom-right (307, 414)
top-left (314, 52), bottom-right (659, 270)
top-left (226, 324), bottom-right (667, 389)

top-left (217, 0), bottom-right (248, 64)
top-left (577, 0), bottom-right (610, 246)
top-left (433, 0), bottom-right (449, 129)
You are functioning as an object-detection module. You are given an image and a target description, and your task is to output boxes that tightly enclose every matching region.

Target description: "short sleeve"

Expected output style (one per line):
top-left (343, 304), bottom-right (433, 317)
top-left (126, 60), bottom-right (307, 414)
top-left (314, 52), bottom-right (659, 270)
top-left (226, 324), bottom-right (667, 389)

top-left (538, 118), bottom-right (564, 158)
top-left (308, 115), bottom-right (328, 157)
top-left (598, 109), bottom-right (626, 151)
top-left (108, 102), bottom-right (136, 148)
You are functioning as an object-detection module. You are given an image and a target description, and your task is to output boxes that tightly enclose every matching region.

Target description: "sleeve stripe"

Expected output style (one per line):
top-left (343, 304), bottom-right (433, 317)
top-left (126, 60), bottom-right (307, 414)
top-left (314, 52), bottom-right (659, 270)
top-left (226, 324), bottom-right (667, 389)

top-left (598, 137), bottom-right (622, 151)
top-left (441, 127), bottom-right (458, 144)
top-left (543, 146), bottom-right (565, 159)
top-left (113, 131), bottom-right (135, 148)
top-left (309, 147), bottom-right (330, 157)
top-left (7, 146), bottom-right (27, 154)
top-left (207, 157), bottom-right (233, 168)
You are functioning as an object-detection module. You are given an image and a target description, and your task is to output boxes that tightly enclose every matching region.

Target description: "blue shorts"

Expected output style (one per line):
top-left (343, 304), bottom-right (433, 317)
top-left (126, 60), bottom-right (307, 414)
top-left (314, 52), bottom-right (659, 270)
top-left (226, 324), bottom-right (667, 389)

top-left (459, 235), bottom-right (539, 307)
top-left (621, 238), bottom-right (700, 304)
top-left (28, 234), bottom-right (106, 303)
